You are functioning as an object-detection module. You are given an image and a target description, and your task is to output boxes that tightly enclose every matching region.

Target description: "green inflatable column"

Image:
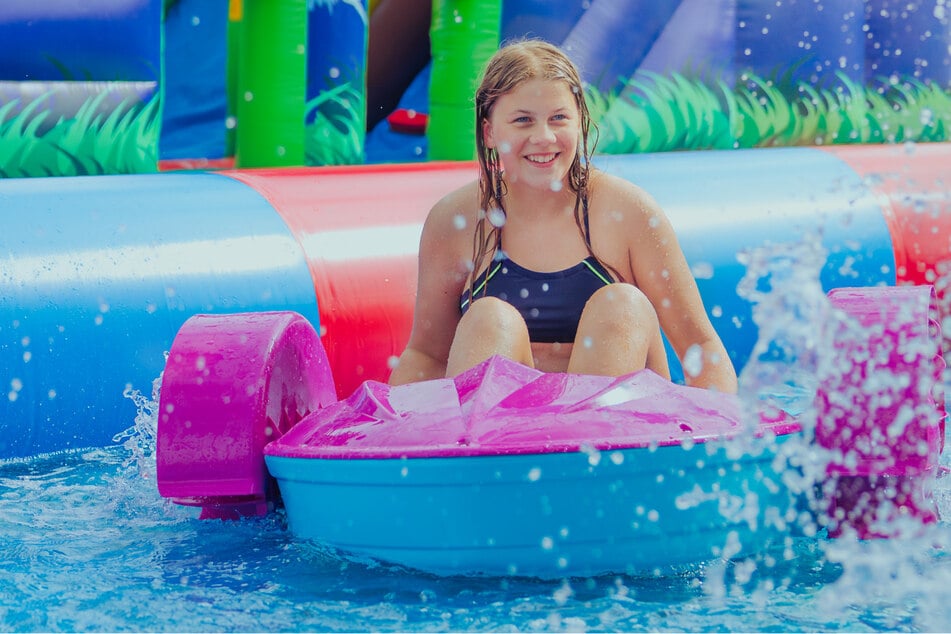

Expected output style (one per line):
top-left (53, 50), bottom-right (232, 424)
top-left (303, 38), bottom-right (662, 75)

top-left (235, 0), bottom-right (307, 168)
top-left (428, 0), bottom-right (501, 161)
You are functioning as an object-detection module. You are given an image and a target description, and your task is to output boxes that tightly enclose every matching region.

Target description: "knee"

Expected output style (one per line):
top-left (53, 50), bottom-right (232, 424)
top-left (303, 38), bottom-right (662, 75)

top-left (581, 284), bottom-right (659, 334)
top-left (456, 297), bottom-right (528, 339)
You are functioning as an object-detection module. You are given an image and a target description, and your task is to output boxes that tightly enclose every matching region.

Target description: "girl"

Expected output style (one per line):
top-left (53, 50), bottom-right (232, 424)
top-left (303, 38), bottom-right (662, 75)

top-left (389, 39), bottom-right (737, 393)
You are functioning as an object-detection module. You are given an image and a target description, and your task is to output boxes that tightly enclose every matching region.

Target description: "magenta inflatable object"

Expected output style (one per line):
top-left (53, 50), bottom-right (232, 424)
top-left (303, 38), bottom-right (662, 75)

top-left (156, 311), bottom-right (336, 518)
top-left (817, 285), bottom-right (946, 537)
top-left (267, 355), bottom-right (797, 460)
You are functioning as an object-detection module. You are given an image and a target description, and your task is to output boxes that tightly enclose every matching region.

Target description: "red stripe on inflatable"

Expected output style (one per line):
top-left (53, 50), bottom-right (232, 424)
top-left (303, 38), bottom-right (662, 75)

top-left (225, 162), bottom-right (476, 398)
top-left (823, 144), bottom-right (951, 290)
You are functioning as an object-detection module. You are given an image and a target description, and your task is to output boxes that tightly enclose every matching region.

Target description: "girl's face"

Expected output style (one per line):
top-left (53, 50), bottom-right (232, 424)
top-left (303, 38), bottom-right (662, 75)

top-left (483, 78), bottom-right (580, 192)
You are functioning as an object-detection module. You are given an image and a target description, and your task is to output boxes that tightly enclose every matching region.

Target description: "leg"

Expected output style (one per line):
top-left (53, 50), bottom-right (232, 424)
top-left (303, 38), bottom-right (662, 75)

top-left (568, 284), bottom-right (670, 379)
top-left (446, 297), bottom-right (534, 376)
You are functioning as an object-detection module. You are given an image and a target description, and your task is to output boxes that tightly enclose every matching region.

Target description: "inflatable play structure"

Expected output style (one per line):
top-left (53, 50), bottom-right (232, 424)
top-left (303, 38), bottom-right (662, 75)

top-left (1, 0), bottom-right (950, 174)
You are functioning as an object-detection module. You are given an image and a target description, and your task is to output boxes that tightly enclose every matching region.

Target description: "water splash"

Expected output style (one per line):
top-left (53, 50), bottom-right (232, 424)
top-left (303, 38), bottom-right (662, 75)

top-left (112, 364), bottom-right (163, 481)
top-left (704, 230), bottom-right (951, 627)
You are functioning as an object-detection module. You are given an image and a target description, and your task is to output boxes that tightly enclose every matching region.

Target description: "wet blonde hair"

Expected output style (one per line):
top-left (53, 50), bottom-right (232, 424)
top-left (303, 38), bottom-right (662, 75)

top-left (468, 39), bottom-right (609, 301)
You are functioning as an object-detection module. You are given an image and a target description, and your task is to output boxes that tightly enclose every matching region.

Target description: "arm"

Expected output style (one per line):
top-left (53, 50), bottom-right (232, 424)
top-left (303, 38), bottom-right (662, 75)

top-left (388, 187), bottom-right (474, 385)
top-left (616, 179), bottom-right (738, 393)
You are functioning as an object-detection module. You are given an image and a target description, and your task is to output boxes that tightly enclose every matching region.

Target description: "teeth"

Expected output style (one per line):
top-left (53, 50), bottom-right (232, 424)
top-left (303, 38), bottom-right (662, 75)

top-left (527, 154), bottom-right (556, 163)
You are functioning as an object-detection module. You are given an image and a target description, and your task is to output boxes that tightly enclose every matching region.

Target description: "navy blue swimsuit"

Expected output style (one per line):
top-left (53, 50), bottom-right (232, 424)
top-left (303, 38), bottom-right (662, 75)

top-left (460, 253), bottom-right (614, 343)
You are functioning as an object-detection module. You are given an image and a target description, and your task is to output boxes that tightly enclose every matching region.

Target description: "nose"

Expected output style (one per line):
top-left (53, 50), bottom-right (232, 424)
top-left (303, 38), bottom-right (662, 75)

top-left (531, 123), bottom-right (557, 144)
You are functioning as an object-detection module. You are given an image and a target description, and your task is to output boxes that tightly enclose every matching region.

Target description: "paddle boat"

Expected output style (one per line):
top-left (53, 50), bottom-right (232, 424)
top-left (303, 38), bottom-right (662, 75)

top-left (156, 285), bottom-right (945, 578)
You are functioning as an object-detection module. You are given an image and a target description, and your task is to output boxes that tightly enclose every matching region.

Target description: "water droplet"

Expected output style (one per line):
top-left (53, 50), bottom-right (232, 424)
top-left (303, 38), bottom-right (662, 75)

top-left (684, 344), bottom-right (704, 377)
top-left (487, 208), bottom-right (506, 228)
top-left (692, 262), bottom-right (714, 279)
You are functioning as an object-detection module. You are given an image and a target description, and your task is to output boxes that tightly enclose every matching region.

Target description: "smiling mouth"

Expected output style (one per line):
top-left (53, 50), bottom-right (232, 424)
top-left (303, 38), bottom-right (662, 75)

top-left (526, 153), bottom-right (558, 164)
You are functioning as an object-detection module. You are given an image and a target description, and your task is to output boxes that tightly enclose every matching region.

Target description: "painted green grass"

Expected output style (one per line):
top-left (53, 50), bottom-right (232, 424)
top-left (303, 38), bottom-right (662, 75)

top-left (305, 82), bottom-right (365, 166)
top-left (589, 71), bottom-right (951, 154)
top-left (0, 92), bottom-right (160, 178)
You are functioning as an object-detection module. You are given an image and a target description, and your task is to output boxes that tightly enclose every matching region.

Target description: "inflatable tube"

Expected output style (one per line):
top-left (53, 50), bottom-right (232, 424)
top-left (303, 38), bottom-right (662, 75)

top-left (0, 173), bottom-right (320, 458)
top-left (223, 161), bottom-right (474, 398)
top-left (155, 285), bottom-right (944, 577)
top-left (1, 145), bottom-right (949, 459)
top-left (826, 144), bottom-right (951, 293)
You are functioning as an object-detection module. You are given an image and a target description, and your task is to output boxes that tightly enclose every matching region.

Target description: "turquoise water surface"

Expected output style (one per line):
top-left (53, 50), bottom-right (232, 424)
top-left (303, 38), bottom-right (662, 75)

top-left (2, 425), bottom-right (950, 632)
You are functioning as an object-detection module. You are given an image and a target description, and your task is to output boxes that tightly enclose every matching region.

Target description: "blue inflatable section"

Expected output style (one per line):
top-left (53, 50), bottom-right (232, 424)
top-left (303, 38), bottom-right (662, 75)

top-left (0, 173), bottom-right (319, 458)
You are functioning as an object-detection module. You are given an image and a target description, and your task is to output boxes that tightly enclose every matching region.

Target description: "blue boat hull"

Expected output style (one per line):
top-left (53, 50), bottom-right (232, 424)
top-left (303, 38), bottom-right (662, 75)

top-left (265, 433), bottom-right (799, 578)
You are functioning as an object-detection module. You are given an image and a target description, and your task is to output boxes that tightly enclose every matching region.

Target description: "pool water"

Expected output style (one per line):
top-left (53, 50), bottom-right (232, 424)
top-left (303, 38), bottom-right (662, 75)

top-left (2, 421), bottom-right (951, 632)
top-left (4, 238), bottom-right (949, 632)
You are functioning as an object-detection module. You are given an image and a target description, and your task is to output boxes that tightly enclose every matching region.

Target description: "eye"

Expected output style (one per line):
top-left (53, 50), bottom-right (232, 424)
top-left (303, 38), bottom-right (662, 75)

top-left (513, 115), bottom-right (532, 124)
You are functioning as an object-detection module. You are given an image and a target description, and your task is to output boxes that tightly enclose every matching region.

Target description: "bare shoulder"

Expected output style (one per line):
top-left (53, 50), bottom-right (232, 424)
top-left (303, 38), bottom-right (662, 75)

top-left (418, 179), bottom-right (480, 277)
top-left (589, 170), bottom-right (668, 231)
top-left (425, 179), bottom-right (481, 235)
